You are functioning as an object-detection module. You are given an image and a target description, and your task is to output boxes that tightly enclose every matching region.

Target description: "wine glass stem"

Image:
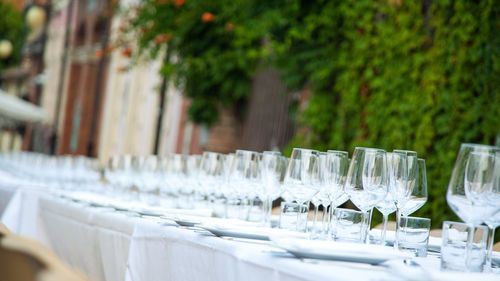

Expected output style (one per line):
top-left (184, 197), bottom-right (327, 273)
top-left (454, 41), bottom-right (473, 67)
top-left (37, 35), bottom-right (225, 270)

top-left (322, 204), bottom-right (329, 236)
top-left (363, 209), bottom-right (373, 244)
top-left (465, 223), bottom-right (475, 270)
top-left (328, 201), bottom-right (336, 239)
top-left (313, 204), bottom-right (319, 233)
top-left (263, 197), bottom-right (273, 227)
top-left (394, 208), bottom-right (402, 248)
top-left (485, 225), bottom-right (497, 270)
top-left (381, 213), bottom-right (389, 245)
top-left (296, 202), bottom-right (303, 232)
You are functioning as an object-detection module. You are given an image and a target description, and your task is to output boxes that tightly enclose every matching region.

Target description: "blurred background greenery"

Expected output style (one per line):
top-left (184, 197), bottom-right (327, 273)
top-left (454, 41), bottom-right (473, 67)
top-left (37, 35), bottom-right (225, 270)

top-left (0, 2), bottom-right (24, 72)
top-left (130, 0), bottom-right (499, 228)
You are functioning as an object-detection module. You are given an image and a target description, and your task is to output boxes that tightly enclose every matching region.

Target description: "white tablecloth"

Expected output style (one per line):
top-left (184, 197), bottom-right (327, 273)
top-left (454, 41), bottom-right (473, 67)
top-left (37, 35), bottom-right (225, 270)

top-left (0, 181), bottom-right (497, 281)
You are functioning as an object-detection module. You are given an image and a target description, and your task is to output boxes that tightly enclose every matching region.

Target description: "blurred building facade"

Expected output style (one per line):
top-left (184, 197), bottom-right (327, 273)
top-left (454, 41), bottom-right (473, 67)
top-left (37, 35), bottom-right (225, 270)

top-left (0, 0), bottom-right (50, 153)
top-left (2, 0), bottom-right (295, 162)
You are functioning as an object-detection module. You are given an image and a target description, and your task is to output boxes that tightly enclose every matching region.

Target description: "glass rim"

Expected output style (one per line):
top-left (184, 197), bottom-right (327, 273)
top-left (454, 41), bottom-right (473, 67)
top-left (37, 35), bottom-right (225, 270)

top-left (442, 220), bottom-right (488, 228)
top-left (235, 149), bottom-right (260, 154)
top-left (202, 151), bottom-right (225, 156)
top-left (460, 143), bottom-right (500, 150)
top-left (354, 147), bottom-right (386, 152)
top-left (400, 216), bottom-right (431, 223)
top-left (468, 151), bottom-right (496, 157)
top-left (393, 149), bottom-right (418, 155)
top-left (291, 148), bottom-right (320, 153)
top-left (327, 150), bottom-right (349, 155)
top-left (262, 150), bottom-right (281, 155)
top-left (334, 207), bottom-right (365, 214)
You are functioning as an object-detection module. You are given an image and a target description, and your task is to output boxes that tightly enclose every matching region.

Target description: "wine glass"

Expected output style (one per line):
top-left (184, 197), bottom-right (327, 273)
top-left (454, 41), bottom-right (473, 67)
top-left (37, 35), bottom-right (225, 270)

top-left (464, 151), bottom-right (498, 269)
top-left (485, 152), bottom-right (500, 271)
top-left (345, 147), bottom-right (389, 243)
top-left (447, 144), bottom-right (500, 225)
top-left (464, 152), bottom-right (496, 208)
top-left (324, 150), bottom-right (349, 237)
top-left (197, 152), bottom-right (226, 209)
top-left (137, 155), bottom-right (159, 205)
top-left (226, 150), bottom-right (261, 220)
top-left (447, 144), bottom-right (500, 270)
top-left (283, 148), bottom-right (320, 231)
top-left (400, 158), bottom-right (428, 216)
top-left (390, 150), bottom-right (418, 247)
top-left (259, 151), bottom-right (287, 227)
top-left (310, 152), bottom-right (328, 236)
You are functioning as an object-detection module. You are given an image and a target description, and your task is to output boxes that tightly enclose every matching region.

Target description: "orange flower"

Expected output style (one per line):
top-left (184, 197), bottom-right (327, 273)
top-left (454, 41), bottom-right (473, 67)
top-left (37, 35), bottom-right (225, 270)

top-left (121, 47), bottom-right (133, 58)
top-left (174, 0), bottom-right (185, 7)
top-left (103, 45), bottom-right (114, 54)
top-left (154, 33), bottom-right (172, 44)
top-left (201, 12), bottom-right (215, 23)
top-left (95, 49), bottom-right (104, 58)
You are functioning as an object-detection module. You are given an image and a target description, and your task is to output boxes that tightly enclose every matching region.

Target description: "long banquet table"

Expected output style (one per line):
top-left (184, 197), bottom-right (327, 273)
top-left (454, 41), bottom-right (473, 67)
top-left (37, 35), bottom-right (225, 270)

top-left (0, 175), bottom-right (497, 281)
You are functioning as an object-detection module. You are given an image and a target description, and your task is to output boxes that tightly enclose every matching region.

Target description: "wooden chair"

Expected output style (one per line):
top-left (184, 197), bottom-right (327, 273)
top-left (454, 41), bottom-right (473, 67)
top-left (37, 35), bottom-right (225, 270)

top-left (0, 234), bottom-right (87, 281)
top-left (0, 244), bottom-right (45, 281)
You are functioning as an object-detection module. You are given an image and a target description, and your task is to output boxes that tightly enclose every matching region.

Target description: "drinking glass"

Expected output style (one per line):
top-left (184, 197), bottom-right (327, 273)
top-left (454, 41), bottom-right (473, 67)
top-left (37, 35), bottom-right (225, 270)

top-left (345, 147), bottom-right (389, 242)
top-left (396, 216), bottom-right (430, 257)
top-left (400, 158), bottom-right (428, 216)
top-left (464, 152), bottom-right (496, 210)
top-left (283, 148), bottom-right (320, 231)
top-left (331, 208), bottom-right (366, 243)
top-left (197, 152), bottom-right (226, 209)
top-left (310, 152), bottom-right (328, 236)
top-left (441, 221), bottom-right (489, 272)
top-left (137, 155), bottom-right (160, 205)
top-left (226, 150), bottom-right (261, 220)
top-left (259, 151), bottom-right (287, 226)
top-left (279, 201), bottom-right (308, 231)
top-left (324, 150), bottom-right (349, 236)
top-left (447, 143), bottom-right (500, 225)
top-left (182, 154), bottom-right (201, 208)
top-left (390, 150), bottom-right (418, 248)
top-left (485, 152), bottom-right (500, 271)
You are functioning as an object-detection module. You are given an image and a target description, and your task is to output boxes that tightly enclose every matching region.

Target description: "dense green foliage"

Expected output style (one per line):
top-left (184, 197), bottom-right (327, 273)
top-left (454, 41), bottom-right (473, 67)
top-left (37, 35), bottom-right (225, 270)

top-left (130, 0), bottom-right (500, 227)
top-left (0, 2), bottom-right (24, 72)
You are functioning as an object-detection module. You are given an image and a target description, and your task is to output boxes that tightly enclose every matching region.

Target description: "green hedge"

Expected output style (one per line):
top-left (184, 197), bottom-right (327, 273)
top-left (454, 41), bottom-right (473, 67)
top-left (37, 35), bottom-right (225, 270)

top-left (131, 0), bottom-right (500, 228)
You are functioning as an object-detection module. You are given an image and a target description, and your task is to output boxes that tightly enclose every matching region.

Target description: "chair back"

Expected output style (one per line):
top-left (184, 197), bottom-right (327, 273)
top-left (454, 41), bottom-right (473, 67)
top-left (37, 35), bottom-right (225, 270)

top-left (0, 234), bottom-right (87, 281)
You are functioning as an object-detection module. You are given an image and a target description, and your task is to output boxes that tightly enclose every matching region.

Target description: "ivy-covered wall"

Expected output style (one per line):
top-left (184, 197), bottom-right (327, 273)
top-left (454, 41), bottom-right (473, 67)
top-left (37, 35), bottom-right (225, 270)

top-left (0, 2), bottom-right (24, 72)
top-left (130, 0), bottom-right (499, 227)
top-left (282, 0), bottom-right (500, 227)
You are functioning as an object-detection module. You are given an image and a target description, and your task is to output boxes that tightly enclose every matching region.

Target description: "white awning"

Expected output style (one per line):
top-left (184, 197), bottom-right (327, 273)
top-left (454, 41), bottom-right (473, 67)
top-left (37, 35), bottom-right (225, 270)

top-left (0, 89), bottom-right (46, 123)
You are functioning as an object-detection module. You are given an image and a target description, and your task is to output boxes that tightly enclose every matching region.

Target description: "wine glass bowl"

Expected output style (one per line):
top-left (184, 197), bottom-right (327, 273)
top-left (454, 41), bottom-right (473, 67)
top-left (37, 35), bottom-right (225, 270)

top-left (345, 147), bottom-right (389, 213)
top-left (446, 143), bottom-right (500, 225)
top-left (400, 158), bottom-right (428, 216)
top-left (283, 148), bottom-right (321, 205)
